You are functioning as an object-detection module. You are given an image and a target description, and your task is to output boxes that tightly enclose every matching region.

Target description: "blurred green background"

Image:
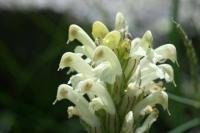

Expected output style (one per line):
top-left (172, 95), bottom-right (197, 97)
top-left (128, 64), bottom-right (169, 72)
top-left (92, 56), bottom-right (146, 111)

top-left (0, 0), bottom-right (200, 132)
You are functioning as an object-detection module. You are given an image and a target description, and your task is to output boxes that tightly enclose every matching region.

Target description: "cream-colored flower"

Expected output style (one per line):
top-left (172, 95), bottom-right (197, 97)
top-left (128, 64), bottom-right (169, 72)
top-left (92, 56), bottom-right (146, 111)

top-left (54, 84), bottom-right (100, 128)
top-left (135, 109), bottom-right (159, 133)
top-left (68, 24), bottom-right (96, 58)
top-left (78, 79), bottom-right (116, 115)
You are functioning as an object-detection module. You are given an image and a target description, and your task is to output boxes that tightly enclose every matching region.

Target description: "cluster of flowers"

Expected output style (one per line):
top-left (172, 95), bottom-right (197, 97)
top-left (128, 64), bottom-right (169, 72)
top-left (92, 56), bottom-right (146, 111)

top-left (54, 12), bottom-right (177, 133)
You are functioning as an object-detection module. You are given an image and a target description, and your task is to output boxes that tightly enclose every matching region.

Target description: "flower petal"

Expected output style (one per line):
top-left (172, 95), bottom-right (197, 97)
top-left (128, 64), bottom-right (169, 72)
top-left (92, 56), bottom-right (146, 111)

top-left (102, 31), bottom-right (121, 49)
top-left (74, 46), bottom-right (91, 59)
top-left (67, 106), bottom-right (79, 118)
top-left (92, 61), bottom-right (112, 81)
top-left (125, 82), bottom-right (142, 98)
top-left (121, 111), bottom-right (134, 133)
top-left (89, 97), bottom-right (105, 113)
top-left (54, 84), bottom-right (100, 128)
top-left (141, 30), bottom-right (153, 50)
top-left (93, 46), bottom-right (122, 84)
top-left (154, 44), bottom-right (177, 64)
top-left (130, 38), bottom-right (145, 58)
top-left (68, 24), bottom-right (96, 58)
top-left (140, 63), bottom-right (165, 87)
top-left (78, 79), bottom-right (116, 115)
top-left (158, 64), bottom-right (175, 83)
top-left (92, 21), bottom-right (109, 39)
top-left (135, 109), bottom-right (158, 133)
top-left (129, 31), bottom-right (153, 58)
top-left (68, 73), bottom-right (84, 88)
top-left (59, 52), bottom-right (93, 76)
top-left (130, 63), bottom-right (164, 87)
top-left (133, 91), bottom-right (168, 117)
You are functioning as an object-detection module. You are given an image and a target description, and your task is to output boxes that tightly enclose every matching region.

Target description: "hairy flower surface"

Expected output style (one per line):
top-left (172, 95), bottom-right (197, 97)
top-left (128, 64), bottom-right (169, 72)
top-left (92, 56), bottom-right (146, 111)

top-left (54, 12), bottom-right (177, 133)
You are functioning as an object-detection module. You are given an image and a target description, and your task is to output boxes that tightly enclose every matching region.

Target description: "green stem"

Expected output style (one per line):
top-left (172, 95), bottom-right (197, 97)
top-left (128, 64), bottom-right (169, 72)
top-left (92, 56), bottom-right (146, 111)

top-left (173, 21), bottom-right (199, 93)
top-left (168, 93), bottom-right (200, 108)
top-left (167, 118), bottom-right (200, 133)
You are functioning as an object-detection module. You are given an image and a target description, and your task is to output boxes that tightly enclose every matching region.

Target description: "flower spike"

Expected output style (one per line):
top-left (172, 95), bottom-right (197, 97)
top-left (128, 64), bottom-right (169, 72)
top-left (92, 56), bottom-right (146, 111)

top-left (55, 12), bottom-right (177, 133)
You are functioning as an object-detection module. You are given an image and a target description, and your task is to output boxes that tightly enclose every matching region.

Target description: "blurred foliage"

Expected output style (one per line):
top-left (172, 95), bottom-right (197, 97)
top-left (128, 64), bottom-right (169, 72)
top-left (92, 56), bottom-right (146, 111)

top-left (0, 1), bottom-right (200, 132)
top-left (0, 10), bottom-right (88, 133)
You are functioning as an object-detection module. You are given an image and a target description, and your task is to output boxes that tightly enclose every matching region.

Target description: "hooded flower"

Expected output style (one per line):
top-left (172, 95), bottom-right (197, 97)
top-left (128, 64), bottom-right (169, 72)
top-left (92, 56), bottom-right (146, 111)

top-left (54, 12), bottom-right (177, 133)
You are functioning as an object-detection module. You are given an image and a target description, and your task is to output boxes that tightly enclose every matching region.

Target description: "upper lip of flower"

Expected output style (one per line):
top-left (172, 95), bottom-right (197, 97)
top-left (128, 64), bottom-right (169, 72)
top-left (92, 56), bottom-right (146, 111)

top-left (68, 24), bottom-right (96, 58)
top-left (77, 79), bottom-right (116, 115)
top-left (58, 52), bottom-right (94, 76)
top-left (54, 84), bottom-right (101, 127)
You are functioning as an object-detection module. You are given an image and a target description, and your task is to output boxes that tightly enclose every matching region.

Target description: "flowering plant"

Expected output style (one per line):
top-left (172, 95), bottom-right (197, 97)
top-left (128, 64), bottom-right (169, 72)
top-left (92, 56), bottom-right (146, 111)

top-left (54, 12), bottom-right (177, 133)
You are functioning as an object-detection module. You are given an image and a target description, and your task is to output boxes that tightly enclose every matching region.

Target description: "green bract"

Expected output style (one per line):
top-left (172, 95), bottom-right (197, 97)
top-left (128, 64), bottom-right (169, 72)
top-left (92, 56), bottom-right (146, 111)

top-left (54, 12), bottom-right (177, 133)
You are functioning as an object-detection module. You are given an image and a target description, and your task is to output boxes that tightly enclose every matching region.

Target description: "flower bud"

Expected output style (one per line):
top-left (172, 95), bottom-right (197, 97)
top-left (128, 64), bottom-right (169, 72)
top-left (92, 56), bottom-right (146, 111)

top-left (141, 30), bottom-right (153, 50)
top-left (92, 21), bottom-right (109, 39)
top-left (102, 31), bottom-right (121, 49)
top-left (115, 12), bottom-right (125, 31)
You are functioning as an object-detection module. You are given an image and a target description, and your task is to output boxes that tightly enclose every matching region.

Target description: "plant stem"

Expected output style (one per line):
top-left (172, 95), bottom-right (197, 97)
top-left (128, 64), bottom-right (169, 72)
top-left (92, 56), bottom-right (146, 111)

top-left (168, 118), bottom-right (200, 133)
top-left (168, 93), bottom-right (200, 108)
